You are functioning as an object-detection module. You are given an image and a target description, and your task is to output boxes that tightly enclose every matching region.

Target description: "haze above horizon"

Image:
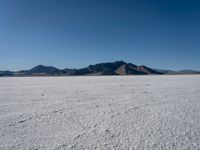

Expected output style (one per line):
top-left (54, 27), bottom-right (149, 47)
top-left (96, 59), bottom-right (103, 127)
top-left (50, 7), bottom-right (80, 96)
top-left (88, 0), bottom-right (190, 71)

top-left (0, 0), bottom-right (200, 71)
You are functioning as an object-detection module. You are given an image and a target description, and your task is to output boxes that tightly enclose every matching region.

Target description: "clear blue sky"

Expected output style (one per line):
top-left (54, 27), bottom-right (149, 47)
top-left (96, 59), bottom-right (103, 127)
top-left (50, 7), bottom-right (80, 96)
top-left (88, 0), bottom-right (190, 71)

top-left (0, 0), bottom-right (199, 71)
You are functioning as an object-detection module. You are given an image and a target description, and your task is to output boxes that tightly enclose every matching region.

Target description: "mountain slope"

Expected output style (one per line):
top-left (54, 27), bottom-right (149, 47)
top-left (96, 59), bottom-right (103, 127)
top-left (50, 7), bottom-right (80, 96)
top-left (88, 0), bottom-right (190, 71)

top-left (137, 65), bottom-right (163, 74)
top-left (0, 61), bottom-right (180, 76)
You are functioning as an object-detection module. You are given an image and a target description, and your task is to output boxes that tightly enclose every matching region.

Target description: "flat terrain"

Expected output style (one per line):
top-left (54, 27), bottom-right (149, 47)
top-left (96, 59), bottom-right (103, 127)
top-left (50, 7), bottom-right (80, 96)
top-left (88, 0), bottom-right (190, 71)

top-left (0, 75), bottom-right (200, 150)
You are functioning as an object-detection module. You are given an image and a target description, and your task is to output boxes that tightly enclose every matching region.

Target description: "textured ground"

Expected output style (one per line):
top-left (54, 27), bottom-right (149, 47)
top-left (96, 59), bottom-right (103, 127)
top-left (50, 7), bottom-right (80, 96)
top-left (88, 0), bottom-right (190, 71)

top-left (0, 75), bottom-right (200, 150)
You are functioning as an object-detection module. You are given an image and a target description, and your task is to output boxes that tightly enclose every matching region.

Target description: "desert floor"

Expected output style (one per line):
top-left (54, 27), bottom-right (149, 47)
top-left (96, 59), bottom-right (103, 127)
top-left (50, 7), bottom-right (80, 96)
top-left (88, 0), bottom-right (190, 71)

top-left (0, 75), bottom-right (200, 150)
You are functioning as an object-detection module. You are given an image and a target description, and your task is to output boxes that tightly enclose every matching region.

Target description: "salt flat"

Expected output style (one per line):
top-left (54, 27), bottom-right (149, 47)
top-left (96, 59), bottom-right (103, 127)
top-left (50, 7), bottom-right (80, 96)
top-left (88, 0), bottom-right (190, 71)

top-left (0, 75), bottom-right (200, 150)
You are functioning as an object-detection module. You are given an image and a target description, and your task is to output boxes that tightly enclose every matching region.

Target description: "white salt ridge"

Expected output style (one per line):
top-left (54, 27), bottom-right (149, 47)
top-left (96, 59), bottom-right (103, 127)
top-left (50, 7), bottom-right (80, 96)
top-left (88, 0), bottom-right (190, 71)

top-left (0, 75), bottom-right (200, 150)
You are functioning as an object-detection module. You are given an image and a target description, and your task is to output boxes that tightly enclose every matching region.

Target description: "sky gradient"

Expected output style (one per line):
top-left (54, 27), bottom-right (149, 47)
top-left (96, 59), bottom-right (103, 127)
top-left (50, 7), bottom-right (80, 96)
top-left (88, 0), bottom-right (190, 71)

top-left (0, 0), bottom-right (200, 71)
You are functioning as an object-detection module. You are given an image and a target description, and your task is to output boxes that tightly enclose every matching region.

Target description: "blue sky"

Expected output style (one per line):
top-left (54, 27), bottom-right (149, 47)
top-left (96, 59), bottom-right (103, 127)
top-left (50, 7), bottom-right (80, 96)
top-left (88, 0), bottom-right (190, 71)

top-left (0, 0), bottom-right (200, 71)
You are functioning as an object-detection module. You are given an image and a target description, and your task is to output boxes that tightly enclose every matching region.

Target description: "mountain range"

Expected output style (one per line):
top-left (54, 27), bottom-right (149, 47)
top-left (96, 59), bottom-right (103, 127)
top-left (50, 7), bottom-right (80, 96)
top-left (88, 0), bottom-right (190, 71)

top-left (0, 61), bottom-right (199, 76)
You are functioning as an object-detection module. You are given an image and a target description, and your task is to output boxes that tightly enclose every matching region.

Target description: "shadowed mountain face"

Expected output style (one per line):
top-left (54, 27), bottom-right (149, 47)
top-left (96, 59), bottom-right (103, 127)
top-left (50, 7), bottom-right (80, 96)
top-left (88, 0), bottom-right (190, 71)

top-left (2, 61), bottom-right (198, 76)
top-left (61, 61), bottom-right (162, 76)
top-left (0, 71), bottom-right (14, 77)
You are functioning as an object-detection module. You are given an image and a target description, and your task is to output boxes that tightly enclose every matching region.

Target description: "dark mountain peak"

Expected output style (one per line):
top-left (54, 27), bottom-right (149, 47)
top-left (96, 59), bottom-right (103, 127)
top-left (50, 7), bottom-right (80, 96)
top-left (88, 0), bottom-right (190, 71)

top-left (139, 65), bottom-right (146, 67)
top-left (35, 65), bottom-right (45, 67)
top-left (31, 65), bottom-right (58, 69)
top-left (29, 65), bottom-right (60, 74)
top-left (89, 60), bottom-right (126, 67)
top-left (30, 64), bottom-right (56, 69)
top-left (113, 60), bottom-right (127, 65)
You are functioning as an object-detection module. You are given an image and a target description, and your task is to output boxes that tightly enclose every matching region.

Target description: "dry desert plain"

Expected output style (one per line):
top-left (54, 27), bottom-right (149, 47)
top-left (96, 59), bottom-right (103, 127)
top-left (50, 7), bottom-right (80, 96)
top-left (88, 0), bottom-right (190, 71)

top-left (0, 75), bottom-right (200, 150)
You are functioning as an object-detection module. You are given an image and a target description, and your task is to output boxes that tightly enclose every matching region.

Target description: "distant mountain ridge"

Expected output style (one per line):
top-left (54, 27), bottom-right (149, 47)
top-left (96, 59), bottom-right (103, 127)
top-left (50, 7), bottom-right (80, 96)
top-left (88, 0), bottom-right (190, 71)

top-left (155, 69), bottom-right (200, 75)
top-left (0, 61), bottom-right (199, 76)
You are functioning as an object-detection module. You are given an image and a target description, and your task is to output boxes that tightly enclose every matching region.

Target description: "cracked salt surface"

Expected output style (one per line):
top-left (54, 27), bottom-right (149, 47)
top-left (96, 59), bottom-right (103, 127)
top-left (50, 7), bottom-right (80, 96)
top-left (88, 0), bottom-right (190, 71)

top-left (0, 75), bottom-right (200, 150)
